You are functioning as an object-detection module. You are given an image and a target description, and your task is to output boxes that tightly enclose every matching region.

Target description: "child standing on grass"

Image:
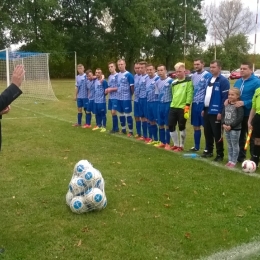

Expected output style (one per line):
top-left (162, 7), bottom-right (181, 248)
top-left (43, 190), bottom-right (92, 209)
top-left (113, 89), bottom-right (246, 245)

top-left (222, 88), bottom-right (244, 168)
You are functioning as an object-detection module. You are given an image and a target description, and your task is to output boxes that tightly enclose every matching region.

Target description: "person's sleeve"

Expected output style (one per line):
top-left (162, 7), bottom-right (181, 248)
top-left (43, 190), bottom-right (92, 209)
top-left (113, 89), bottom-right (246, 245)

top-left (244, 80), bottom-right (260, 110)
top-left (219, 78), bottom-right (230, 113)
top-left (230, 107), bottom-right (244, 129)
top-left (0, 83), bottom-right (23, 111)
top-left (186, 81), bottom-right (193, 105)
top-left (221, 108), bottom-right (225, 125)
top-left (127, 73), bottom-right (134, 86)
top-left (103, 80), bottom-right (108, 90)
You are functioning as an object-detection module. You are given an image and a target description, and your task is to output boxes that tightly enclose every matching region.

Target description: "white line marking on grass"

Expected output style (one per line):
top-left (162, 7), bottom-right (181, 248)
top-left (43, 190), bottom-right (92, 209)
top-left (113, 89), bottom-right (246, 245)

top-left (13, 105), bottom-right (260, 179)
top-left (200, 241), bottom-right (260, 260)
top-left (4, 116), bottom-right (42, 120)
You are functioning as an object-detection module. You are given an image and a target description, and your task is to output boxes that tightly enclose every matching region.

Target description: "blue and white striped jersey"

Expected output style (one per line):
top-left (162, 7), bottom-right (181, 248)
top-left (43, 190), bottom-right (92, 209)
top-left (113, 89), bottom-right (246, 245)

top-left (108, 73), bottom-right (118, 100)
top-left (155, 77), bottom-right (174, 103)
top-left (146, 75), bottom-right (160, 102)
top-left (86, 79), bottom-right (95, 100)
top-left (134, 74), bottom-right (141, 102)
top-left (139, 74), bottom-right (149, 98)
top-left (192, 71), bottom-right (211, 103)
top-left (94, 79), bottom-right (108, 103)
top-left (117, 71), bottom-right (134, 101)
top-left (76, 73), bottom-right (88, 98)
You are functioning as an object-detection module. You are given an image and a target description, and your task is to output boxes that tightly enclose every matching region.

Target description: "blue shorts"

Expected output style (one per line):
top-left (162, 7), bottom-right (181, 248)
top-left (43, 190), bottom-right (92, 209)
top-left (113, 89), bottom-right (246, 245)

top-left (157, 102), bottom-right (171, 126)
top-left (134, 101), bottom-right (140, 117)
top-left (108, 99), bottom-right (118, 111)
top-left (191, 102), bottom-right (204, 127)
top-left (86, 100), bottom-right (95, 114)
top-left (94, 103), bottom-right (107, 115)
top-left (116, 100), bottom-right (132, 114)
top-left (77, 98), bottom-right (88, 109)
top-left (139, 98), bottom-right (147, 118)
top-left (147, 102), bottom-right (158, 122)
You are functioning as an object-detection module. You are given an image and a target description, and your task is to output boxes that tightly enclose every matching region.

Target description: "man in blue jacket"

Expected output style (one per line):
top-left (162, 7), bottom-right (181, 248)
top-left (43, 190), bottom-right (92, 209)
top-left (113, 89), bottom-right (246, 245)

top-left (233, 62), bottom-right (260, 162)
top-left (202, 60), bottom-right (230, 161)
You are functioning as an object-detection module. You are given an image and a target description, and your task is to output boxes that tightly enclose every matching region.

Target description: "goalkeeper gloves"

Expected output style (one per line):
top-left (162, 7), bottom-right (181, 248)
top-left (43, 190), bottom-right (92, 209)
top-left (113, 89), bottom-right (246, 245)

top-left (184, 105), bottom-right (190, 119)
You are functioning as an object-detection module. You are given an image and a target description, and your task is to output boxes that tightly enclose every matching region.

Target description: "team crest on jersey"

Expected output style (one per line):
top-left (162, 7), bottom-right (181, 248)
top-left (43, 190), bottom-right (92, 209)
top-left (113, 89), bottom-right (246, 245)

top-left (215, 86), bottom-right (219, 91)
top-left (201, 78), bottom-right (205, 82)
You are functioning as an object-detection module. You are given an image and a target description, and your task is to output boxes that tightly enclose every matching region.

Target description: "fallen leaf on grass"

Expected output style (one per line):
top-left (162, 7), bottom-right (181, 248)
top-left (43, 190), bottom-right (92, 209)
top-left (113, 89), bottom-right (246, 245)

top-left (77, 239), bottom-right (82, 247)
top-left (64, 150), bottom-right (70, 152)
top-left (81, 226), bottom-right (89, 233)
top-left (164, 204), bottom-right (170, 208)
top-left (163, 193), bottom-right (169, 197)
top-left (194, 190), bottom-right (198, 194)
top-left (64, 157), bottom-right (68, 160)
top-left (117, 162), bottom-right (121, 164)
top-left (184, 233), bottom-right (191, 239)
top-left (121, 183), bottom-right (126, 186)
top-left (154, 215), bottom-right (160, 218)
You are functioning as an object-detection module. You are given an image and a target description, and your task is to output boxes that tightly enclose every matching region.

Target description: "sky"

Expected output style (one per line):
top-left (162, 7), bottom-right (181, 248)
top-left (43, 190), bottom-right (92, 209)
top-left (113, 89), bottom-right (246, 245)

top-left (203, 0), bottom-right (260, 53)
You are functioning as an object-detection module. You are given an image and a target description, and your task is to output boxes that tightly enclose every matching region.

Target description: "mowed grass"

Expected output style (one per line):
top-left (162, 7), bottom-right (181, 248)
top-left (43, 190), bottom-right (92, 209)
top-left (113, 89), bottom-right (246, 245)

top-left (1, 80), bottom-right (260, 260)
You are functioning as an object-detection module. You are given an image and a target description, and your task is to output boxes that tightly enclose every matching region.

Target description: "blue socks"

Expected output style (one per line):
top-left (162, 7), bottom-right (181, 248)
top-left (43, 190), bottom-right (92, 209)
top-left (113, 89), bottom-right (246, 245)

top-left (152, 124), bottom-right (158, 141)
top-left (142, 121), bottom-right (148, 138)
top-left (194, 130), bottom-right (201, 150)
top-left (77, 113), bottom-right (82, 125)
top-left (86, 113), bottom-right (91, 125)
top-left (120, 115), bottom-right (126, 133)
top-left (112, 115), bottom-right (119, 131)
top-left (127, 116), bottom-right (133, 133)
top-left (136, 121), bottom-right (141, 136)
top-left (159, 128), bottom-right (165, 144)
top-left (166, 129), bottom-right (170, 145)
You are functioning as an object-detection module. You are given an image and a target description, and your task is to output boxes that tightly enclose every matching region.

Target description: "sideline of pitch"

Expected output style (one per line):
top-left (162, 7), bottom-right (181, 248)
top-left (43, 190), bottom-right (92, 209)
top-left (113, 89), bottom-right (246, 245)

top-left (13, 105), bottom-right (260, 179)
top-left (199, 240), bottom-right (260, 260)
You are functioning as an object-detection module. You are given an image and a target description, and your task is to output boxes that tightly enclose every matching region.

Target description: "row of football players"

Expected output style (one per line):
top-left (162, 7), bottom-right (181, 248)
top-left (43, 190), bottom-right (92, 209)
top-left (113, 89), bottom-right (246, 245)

top-left (73, 59), bottom-right (196, 152)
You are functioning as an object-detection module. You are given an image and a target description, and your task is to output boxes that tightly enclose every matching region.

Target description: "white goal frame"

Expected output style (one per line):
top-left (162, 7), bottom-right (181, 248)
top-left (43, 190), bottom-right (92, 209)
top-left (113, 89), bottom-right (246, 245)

top-left (0, 48), bottom-right (58, 103)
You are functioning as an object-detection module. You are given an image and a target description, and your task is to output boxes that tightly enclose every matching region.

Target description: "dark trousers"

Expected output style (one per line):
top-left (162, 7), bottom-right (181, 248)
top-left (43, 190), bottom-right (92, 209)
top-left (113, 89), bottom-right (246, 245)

top-left (0, 116), bottom-right (2, 151)
top-left (238, 116), bottom-right (254, 160)
top-left (204, 108), bottom-right (224, 157)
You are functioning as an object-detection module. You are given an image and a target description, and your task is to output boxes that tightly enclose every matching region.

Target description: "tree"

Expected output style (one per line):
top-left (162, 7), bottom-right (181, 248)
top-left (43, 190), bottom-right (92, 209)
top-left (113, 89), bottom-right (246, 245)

top-left (149, 0), bottom-right (207, 69)
top-left (204, 0), bottom-right (254, 44)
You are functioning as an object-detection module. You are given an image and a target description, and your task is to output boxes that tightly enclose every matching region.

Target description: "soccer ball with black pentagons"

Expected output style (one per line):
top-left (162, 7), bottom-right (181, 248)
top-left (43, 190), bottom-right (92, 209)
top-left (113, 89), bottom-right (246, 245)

top-left (242, 160), bottom-right (256, 173)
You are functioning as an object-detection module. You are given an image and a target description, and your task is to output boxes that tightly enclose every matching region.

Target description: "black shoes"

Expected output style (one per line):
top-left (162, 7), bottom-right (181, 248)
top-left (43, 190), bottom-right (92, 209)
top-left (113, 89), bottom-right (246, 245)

top-left (190, 147), bottom-right (199, 152)
top-left (213, 155), bottom-right (224, 162)
top-left (201, 150), bottom-right (213, 158)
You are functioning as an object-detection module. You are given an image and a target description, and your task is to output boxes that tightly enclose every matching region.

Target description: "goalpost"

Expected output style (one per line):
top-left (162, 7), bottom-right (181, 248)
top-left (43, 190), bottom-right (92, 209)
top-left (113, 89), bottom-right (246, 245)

top-left (0, 48), bottom-right (58, 103)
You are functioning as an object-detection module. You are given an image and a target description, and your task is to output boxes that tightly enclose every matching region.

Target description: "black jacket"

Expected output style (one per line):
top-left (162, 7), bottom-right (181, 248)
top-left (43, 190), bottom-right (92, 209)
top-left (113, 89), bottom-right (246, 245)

top-left (0, 83), bottom-right (23, 150)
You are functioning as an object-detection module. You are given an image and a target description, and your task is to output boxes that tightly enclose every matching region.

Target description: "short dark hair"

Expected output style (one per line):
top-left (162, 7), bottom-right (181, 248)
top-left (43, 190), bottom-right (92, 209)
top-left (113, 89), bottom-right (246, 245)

top-left (241, 61), bottom-right (253, 70)
top-left (210, 59), bottom-right (222, 68)
top-left (194, 58), bottom-right (204, 64)
top-left (139, 61), bottom-right (147, 66)
top-left (96, 68), bottom-right (102, 72)
top-left (146, 63), bottom-right (154, 68)
top-left (108, 61), bottom-right (116, 66)
top-left (157, 64), bottom-right (166, 70)
top-left (86, 69), bottom-right (92, 74)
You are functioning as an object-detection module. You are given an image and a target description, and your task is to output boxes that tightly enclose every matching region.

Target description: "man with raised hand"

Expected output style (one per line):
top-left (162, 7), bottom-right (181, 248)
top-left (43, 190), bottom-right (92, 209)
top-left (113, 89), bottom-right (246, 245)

top-left (190, 58), bottom-right (211, 152)
top-left (233, 62), bottom-right (260, 162)
top-left (136, 61), bottom-right (149, 141)
top-left (116, 59), bottom-right (134, 137)
top-left (106, 62), bottom-right (119, 134)
top-left (133, 62), bottom-right (142, 138)
top-left (145, 64), bottom-right (160, 144)
top-left (154, 64), bottom-right (173, 149)
top-left (0, 65), bottom-right (24, 151)
top-left (168, 62), bottom-right (193, 152)
top-left (202, 60), bottom-right (229, 161)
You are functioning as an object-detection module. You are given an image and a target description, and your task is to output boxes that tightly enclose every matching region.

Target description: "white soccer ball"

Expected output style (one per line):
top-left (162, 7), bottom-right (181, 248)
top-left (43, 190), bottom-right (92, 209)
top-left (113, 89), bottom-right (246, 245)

top-left (83, 188), bottom-right (104, 210)
top-left (94, 177), bottom-right (105, 192)
top-left (96, 195), bottom-right (107, 210)
top-left (73, 160), bottom-right (93, 177)
top-left (242, 160), bottom-right (256, 173)
top-left (70, 196), bottom-right (88, 214)
top-left (80, 167), bottom-right (102, 189)
top-left (66, 190), bottom-right (74, 206)
top-left (69, 177), bottom-right (86, 196)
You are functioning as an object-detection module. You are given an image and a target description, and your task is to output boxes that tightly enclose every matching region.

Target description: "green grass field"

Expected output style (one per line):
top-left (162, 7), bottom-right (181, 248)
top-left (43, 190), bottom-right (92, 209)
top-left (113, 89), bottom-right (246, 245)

top-left (1, 80), bottom-right (260, 260)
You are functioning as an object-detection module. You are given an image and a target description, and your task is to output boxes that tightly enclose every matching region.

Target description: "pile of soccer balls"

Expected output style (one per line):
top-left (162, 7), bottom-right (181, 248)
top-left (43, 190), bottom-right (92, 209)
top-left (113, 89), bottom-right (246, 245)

top-left (66, 160), bottom-right (107, 214)
top-left (241, 160), bottom-right (256, 173)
